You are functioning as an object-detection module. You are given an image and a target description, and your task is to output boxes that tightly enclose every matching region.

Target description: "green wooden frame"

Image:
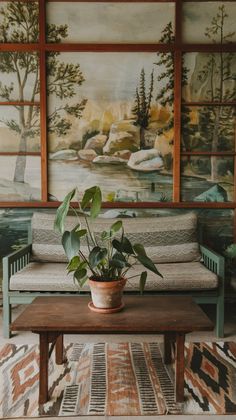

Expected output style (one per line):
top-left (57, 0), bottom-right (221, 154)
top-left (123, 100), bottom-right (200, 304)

top-left (2, 243), bottom-right (225, 339)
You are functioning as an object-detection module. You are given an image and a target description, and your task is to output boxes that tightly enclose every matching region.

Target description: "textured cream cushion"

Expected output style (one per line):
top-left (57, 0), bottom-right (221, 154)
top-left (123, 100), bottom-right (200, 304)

top-left (31, 211), bottom-right (201, 263)
top-left (10, 261), bottom-right (218, 292)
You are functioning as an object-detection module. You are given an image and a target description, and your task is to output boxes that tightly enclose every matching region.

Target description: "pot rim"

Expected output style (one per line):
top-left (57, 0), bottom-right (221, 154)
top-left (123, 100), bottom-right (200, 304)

top-left (89, 277), bottom-right (127, 288)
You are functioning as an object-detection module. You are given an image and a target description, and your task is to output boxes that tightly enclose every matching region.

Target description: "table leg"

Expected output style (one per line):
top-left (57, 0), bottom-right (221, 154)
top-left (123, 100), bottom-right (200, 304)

top-left (175, 333), bottom-right (185, 402)
top-left (163, 333), bottom-right (173, 364)
top-left (39, 332), bottom-right (49, 404)
top-left (55, 334), bottom-right (64, 365)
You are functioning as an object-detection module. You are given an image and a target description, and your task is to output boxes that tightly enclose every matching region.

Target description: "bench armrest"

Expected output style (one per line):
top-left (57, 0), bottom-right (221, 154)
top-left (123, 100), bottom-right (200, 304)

top-left (200, 244), bottom-right (225, 282)
top-left (3, 244), bottom-right (32, 289)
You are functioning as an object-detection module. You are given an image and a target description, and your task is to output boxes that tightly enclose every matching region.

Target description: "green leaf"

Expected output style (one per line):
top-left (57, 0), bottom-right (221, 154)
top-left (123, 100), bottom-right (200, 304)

top-left (81, 186), bottom-right (102, 219)
top-left (54, 188), bottom-right (76, 233)
top-left (133, 243), bottom-right (147, 257)
top-left (140, 271), bottom-right (147, 295)
top-left (89, 246), bottom-right (107, 268)
top-left (75, 228), bottom-right (87, 238)
top-left (110, 252), bottom-right (129, 269)
top-left (136, 254), bottom-right (163, 277)
top-left (121, 237), bottom-right (134, 255)
top-left (67, 255), bottom-right (80, 273)
top-left (112, 239), bottom-right (123, 253)
top-left (62, 230), bottom-right (81, 260)
top-left (101, 230), bottom-right (110, 241)
top-left (110, 220), bottom-right (123, 234)
top-left (74, 268), bottom-right (88, 287)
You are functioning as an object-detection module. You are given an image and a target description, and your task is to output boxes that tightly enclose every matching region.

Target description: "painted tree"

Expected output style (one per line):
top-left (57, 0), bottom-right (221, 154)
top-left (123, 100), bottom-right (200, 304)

top-left (154, 22), bottom-right (193, 150)
top-left (197, 5), bottom-right (236, 181)
top-left (132, 68), bottom-right (154, 149)
top-left (155, 21), bottom-right (174, 122)
top-left (0, 1), bottom-right (87, 185)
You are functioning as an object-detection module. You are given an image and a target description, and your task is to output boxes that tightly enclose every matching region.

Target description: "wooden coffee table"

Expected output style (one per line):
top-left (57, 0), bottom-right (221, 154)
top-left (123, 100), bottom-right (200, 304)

top-left (11, 295), bottom-right (213, 404)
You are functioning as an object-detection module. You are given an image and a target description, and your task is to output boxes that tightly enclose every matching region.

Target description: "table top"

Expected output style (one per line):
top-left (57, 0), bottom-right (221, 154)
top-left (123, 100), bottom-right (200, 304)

top-left (11, 296), bottom-right (214, 334)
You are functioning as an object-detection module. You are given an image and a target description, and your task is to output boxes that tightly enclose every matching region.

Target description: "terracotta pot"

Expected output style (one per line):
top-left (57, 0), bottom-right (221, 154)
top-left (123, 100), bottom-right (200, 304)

top-left (88, 277), bottom-right (127, 312)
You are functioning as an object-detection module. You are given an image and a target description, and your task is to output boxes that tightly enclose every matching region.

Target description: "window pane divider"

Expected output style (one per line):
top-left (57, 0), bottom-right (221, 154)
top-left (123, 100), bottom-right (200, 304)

top-left (0, 102), bottom-right (40, 106)
top-left (182, 102), bottom-right (236, 106)
top-left (182, 152), bottom-right (236, 156)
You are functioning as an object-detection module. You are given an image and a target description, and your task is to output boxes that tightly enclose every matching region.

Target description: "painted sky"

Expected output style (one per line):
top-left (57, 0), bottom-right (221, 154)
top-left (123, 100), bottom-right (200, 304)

top-left (46, 2), bottom-right (174, 43)
top-left (183, 2), bottom-right (236, 44)
top-left (47, 52), bottom-right (169, 106)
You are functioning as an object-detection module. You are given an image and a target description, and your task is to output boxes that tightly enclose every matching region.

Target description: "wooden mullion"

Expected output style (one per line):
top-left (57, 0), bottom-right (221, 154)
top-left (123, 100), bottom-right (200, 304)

top-left (39, 0), bottom-right (48, 202)
top-left (182, 152), bottom-right (236, 156)
top-left (46, 0), bottom-right (177, 3)
top-left (173, 0), bottom-right (182, 202)
top-left (0, 201), bottom-right (234, 209)
top-left (0, 44), bottom-right (40, 52)
top-left (0, 152), bottom-right (41, 156)
top-left (45, 43), bottom-right (175, 53)
top-left (0, 102), bottom-right (40, 106)
top-left (182, 102), bottom-right (236, 107)
top-left (181, 44), bottom-right (236, 53)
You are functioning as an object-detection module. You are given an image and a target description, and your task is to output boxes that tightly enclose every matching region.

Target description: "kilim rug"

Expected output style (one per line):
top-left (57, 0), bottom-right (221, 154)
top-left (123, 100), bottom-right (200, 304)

top-left (0, 342), bottom-right (236, 417)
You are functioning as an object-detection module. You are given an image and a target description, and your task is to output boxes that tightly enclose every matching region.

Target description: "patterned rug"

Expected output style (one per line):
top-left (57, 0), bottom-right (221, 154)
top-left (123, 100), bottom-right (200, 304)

top-left (0, 342), bottom-right (236, 417)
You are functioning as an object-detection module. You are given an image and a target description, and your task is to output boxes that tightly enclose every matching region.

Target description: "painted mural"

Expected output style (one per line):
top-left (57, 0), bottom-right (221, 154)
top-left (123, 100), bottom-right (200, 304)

top-left (181, 3), bottom-right (236, 203)
top-left (0, 1), bottom-right (40, 201)
top-left (182, 2), bottom-right (236, 44)
top-left (46, 2), bottom-right (175, 44)
top-left (0, 1), bottom-right (235, 203)
top-left (47, 50), bottom-right (174, 202)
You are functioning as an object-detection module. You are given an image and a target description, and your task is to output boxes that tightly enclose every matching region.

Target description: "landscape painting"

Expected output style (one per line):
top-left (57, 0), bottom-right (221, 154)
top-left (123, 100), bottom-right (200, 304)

top-left (182, 1), bottom-right (236, 44)
top-left (47, 50), bottom-right (174, 202)
top-left (180, 2), bottom-right (236, 203)
top-left (46, 1), bottom-right (175, 44)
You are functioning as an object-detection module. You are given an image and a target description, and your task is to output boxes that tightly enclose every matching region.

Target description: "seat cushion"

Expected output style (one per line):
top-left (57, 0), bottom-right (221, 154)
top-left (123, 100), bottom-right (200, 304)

top-left (31, 211), bottom-right (201, 264)
top-left (10, 262), bottom-right (218, 292)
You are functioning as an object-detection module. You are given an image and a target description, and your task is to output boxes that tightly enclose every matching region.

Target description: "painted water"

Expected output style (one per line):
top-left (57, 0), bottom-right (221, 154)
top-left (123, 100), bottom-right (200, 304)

top-left (49, 160), bottom-right (173, 202)
top-left (49, 160), bottom-right (224, 203)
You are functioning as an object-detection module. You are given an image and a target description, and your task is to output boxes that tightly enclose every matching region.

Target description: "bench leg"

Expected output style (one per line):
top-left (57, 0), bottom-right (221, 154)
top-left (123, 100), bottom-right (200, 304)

top-left (216, 297), bottom-right (224, 338)
top-left (3, 295), bottom-right (11, 339)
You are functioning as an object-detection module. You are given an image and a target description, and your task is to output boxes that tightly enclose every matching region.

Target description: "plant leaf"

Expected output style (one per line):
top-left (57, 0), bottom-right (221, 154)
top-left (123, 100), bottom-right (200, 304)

top-left (140, 271), bottom-right (147, 295)
top-left (133, 243), bottom-right (147, 257)
top-left (136, 254), bottom-right (163, 277)
top-left (110, 252), bottom-right (129, 269)
top-left (74, 268), bottom-right (88, 287)
top-left (89, 246), bottom-right (107, 268)
top-left (75, 228), bottom-right (87, 238)
top-left (112, 238), bottom-right (123, 253)
top-left (54, 188), bottom-right (76, 233)
top-left (81, 186), bottom-right (102, 219)
top-left (121, 236), bottom-right (134, 254)
top-left (62, 230), bottom-right (81, 260)
top-left (110, 220), bottom-right (123, 234)
top-left (67, 255), bottom-right (81, 273)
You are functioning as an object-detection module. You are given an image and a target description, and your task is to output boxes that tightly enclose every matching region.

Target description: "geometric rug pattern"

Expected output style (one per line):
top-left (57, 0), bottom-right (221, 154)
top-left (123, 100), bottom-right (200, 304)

top-left (0, 342), bottom-right (236, 417)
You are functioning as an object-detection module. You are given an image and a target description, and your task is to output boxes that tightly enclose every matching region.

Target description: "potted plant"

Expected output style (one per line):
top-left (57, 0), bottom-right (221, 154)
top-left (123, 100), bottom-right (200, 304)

top-left (54, 185), bottom-right (162, 313)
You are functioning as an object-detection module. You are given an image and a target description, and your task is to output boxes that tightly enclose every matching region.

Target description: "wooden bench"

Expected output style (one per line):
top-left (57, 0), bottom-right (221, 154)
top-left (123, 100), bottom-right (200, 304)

top-left (3, 211), bottom-right (225, 338)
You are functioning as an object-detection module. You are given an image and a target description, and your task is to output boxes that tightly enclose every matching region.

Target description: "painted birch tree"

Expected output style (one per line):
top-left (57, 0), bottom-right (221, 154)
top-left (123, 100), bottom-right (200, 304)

top-left (0, 1), bottom-right (86, 188)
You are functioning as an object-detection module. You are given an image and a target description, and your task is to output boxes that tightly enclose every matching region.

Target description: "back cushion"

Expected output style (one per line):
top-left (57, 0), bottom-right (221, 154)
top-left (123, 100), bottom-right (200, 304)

top-left (31, 211), bottom-right (201, 263)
